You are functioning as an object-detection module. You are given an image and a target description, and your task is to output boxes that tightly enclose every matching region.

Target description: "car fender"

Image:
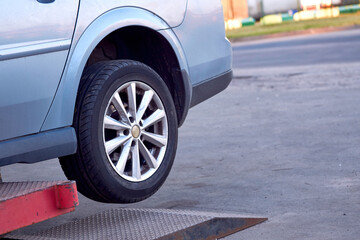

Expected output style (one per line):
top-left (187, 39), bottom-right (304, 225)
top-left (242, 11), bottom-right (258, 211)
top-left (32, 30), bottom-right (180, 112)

top-left (41, 7), bottom-right (191, 131)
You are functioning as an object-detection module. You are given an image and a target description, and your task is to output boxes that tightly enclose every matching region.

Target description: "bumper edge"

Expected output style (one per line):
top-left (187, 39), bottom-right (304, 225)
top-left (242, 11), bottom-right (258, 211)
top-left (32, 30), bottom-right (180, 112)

top-left (190, 70), bottom-right (233, 108)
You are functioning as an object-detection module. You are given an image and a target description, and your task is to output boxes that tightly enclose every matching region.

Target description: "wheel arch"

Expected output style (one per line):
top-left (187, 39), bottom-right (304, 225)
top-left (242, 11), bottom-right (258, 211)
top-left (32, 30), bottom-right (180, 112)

top-left (41, 7), bottom-right (191, 131)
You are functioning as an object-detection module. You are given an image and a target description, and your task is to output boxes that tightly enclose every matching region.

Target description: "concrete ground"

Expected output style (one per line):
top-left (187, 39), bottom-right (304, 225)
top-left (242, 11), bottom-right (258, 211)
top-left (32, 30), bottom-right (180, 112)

top-left (2, 29), bottom-right (360, 239)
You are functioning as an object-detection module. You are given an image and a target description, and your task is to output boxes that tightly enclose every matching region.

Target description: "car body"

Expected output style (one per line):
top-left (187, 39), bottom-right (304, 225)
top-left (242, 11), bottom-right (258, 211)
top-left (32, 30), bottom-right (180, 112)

top-left (0, 0), bottom-right (232, 202)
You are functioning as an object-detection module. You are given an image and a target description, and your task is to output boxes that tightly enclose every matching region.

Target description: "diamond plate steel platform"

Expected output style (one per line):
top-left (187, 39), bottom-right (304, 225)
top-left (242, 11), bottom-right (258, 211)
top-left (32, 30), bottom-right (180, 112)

top-left (4, 208), bottom-right (267, 240)
top-left (0, 182), bottom-right (65, 201)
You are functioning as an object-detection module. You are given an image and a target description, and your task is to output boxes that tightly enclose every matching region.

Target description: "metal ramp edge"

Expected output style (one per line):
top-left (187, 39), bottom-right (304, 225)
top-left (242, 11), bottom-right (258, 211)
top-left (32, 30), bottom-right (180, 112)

top-left (0, 181), bottom-right (79, 235)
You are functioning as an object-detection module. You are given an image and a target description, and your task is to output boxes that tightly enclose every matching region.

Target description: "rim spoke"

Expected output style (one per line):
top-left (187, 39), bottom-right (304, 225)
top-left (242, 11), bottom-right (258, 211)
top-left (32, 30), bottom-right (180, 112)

top-left (136, 90), bottom-right (154, 122)
top-left (127, 83), bottom-right (137, 120)
top-left (142, 131), bottom-right (167, 147)
top-left (132, 140), bottom-right (141, 180)
top-left (104, 115), bottom-right (130, 130)
top-left (115, 139), bottom-right (132, 174)
top-left (112, 92), bottom-right (130, 124)
top-left (142, 109), bottom-right (165, 129)
top-left (105, 135), bottom-right (131, 155)
top-left (139, 139), bottom-right (158, 169)
top-left (104, 81), bottom-right (169, 182)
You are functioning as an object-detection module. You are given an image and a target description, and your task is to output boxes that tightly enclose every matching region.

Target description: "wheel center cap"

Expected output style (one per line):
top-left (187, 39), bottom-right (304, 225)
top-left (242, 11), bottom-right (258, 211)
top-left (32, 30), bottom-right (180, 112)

top-left (131, 125), bottom-right (141, 138)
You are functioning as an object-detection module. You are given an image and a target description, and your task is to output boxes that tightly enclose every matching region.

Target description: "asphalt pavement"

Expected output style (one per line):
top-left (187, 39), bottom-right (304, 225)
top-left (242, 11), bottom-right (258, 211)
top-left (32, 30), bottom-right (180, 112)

top-left (2, 28), bottom-right (360, 239)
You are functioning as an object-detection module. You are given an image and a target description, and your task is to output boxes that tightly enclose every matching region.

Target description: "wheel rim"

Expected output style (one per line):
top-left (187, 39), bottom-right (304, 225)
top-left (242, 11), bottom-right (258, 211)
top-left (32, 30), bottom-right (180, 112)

top-left (103, 81), bottom-right (168, 182)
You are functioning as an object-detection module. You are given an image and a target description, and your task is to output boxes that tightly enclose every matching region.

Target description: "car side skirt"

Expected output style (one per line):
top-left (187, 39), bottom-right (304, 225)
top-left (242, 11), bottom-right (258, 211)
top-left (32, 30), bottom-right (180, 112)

top-left (190, 70), bottom-right (233, 108)
top-left (0, 127), bottom-right (77, 167)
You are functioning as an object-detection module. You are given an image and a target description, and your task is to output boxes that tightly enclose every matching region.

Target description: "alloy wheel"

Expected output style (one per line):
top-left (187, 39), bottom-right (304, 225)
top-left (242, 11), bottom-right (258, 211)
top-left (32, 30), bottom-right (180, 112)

top-left (103, 81), bottom-right (168, 182)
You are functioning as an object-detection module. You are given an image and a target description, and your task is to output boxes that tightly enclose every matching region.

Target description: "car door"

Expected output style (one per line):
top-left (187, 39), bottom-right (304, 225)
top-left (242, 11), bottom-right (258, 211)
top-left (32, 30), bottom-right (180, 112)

top-left (0, 0), bottom-right (79, 141)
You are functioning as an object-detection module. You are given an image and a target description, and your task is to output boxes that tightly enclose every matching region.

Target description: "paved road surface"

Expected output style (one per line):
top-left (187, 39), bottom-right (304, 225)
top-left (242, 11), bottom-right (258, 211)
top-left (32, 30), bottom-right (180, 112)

top-left (233, 28), bottom-right (360, 68)
top-left (3, 29), bottom-right (360, 239)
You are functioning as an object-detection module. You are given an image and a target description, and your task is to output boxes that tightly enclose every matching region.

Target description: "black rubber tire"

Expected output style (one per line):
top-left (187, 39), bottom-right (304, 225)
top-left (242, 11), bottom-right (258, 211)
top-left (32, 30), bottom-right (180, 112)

top-left (59, 60), bottom-right (178, 203)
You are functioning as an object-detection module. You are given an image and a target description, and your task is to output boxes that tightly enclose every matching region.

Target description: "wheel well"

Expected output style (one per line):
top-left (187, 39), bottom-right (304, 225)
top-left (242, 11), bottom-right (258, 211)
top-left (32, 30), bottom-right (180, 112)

top-left (86, 26), bottom-right (186, 126)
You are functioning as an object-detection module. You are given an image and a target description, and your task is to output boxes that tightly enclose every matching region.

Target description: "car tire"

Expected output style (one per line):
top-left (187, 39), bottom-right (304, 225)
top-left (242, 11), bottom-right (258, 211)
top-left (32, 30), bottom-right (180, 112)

top-left (60, 60), bottom-right (178, 203)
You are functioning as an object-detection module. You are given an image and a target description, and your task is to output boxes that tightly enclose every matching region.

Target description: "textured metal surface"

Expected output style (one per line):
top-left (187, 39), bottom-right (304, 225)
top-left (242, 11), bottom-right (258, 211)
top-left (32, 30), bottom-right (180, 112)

top-left (5, 209), bottom-right (266, 240)
top-left (158, 217), bottom-right (267, 240)
top-left (0, 181), bottom-right (67, 201)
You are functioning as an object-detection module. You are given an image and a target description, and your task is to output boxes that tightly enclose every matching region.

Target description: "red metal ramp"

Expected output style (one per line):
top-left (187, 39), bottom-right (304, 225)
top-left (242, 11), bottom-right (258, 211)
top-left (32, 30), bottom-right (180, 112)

top-left (0, 181), bottom-right (79, 235)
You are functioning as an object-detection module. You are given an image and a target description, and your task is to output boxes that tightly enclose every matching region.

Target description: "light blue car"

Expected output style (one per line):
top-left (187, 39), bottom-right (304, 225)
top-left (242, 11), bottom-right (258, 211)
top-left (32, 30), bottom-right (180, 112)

top-left (0, 0), bottom-right (232, 203)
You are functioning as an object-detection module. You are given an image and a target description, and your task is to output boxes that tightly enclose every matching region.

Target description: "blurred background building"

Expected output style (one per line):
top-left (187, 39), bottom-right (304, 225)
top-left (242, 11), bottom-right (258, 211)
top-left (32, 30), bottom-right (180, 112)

top-left (222, 0), bottom-right (249, 21)
top-left (222, 0), bottom-right (360, 20)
